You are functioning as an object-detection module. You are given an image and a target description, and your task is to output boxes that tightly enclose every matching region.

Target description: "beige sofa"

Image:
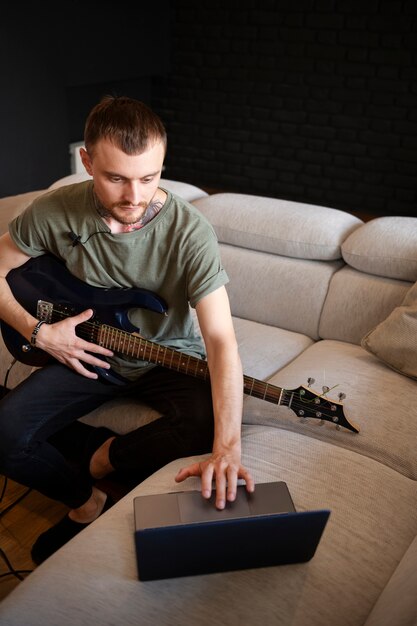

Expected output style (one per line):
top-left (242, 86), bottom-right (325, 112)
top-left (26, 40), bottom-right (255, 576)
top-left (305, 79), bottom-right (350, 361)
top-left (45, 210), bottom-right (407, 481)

top-left (0, 176), bottom-right (416, 626)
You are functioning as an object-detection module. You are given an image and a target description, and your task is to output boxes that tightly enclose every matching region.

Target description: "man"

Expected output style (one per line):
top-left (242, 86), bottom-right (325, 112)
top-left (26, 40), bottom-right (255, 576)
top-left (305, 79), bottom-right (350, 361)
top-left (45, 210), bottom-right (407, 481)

top-left (0, 96), bottom-right (254, 564)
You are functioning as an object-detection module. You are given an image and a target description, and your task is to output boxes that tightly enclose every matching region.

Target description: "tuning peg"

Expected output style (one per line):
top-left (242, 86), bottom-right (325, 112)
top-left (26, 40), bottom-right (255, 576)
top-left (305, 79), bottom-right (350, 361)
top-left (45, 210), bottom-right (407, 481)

top-left (307, 377), bottom-right (315, 387)
top-left (322, 385), bottom-right (330, 394)
top-left (338, 392), bottom-right (346, 401)
top-left (298, 409), bottom-right (307, 423)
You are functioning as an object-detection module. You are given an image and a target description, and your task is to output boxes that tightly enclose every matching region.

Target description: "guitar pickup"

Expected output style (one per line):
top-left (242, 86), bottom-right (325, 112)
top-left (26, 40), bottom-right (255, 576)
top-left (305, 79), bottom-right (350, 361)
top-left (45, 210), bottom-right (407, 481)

top-left (36, 300), bottom-right (54, 323)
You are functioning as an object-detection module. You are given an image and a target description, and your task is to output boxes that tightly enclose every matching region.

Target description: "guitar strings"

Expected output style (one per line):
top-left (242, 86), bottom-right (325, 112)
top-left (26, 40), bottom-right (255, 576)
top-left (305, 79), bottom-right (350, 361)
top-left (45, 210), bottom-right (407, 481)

top-left (50, 310), bottom-right (345, 423)
top-left (42, 307), bottom-right (347, 427)
top-left (75, 321), bottom-right (345, 424)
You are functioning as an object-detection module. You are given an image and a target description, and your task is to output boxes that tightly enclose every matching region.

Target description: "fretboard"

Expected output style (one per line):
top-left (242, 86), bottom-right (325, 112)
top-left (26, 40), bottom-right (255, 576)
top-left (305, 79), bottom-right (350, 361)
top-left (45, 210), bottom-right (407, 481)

top-left (93, 323), bottom-right (285, 405)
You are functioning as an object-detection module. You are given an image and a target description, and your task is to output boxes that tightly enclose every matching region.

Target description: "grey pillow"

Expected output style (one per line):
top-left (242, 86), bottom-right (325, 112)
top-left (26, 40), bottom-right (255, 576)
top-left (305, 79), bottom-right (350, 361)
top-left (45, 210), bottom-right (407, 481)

top-left (361, 281), bottom-right (417, 380)
top-left (342, 216), bottom-right (417, 282)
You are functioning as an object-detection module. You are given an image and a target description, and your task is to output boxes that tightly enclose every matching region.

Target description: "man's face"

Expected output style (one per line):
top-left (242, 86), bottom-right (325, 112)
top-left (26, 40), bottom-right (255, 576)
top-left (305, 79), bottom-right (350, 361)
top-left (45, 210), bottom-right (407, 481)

top-left (80, 138), bottom-right (165, 226)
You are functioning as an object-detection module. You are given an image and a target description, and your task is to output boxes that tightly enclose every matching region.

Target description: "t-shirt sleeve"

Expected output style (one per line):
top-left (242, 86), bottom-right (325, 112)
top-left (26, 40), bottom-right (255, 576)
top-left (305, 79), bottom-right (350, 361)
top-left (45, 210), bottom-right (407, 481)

top-left (186, 231), bottom-right (229, 308)
top-left (8, 203), bottom-right (51, 257)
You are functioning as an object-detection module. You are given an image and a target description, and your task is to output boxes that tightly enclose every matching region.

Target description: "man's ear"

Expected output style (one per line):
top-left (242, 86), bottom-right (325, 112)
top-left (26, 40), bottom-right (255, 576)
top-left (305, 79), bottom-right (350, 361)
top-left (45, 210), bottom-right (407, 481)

top-left (79, 147), bottom-right (93, 176)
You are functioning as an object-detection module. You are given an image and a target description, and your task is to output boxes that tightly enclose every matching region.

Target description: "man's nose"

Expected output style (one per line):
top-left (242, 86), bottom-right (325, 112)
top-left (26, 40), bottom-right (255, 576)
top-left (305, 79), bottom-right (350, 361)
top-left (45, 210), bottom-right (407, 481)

top-left (125, 181), bottom-right (144, 206)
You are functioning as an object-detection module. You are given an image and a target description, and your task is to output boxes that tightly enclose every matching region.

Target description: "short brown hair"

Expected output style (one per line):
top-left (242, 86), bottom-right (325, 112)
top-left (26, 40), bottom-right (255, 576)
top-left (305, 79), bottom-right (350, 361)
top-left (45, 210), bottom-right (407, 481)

top-left (84, 95), bottom-right (167, 156)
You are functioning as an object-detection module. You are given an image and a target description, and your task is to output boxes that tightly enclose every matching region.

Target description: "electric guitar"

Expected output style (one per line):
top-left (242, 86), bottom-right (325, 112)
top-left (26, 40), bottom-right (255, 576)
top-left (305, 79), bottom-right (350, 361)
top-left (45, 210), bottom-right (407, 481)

top-left (0, 255), bottom-right (359, 433)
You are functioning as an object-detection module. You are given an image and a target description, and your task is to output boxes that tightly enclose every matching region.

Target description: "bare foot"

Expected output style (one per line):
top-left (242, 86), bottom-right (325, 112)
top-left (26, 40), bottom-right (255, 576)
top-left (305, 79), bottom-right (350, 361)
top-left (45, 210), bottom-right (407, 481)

top-left (89, 436), bottom-right (116, 479)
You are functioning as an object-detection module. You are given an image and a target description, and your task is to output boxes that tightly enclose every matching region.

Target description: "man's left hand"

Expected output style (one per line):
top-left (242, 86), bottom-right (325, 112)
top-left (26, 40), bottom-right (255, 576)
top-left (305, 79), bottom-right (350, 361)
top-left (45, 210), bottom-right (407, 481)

top-left (175, 450), bottom-right (255, 510)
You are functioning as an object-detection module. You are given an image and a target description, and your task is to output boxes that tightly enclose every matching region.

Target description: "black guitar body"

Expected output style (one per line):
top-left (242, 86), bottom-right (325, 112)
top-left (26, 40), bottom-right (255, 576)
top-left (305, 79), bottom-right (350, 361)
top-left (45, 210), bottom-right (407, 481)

top-left (1, 254), bottom-right (167, 371)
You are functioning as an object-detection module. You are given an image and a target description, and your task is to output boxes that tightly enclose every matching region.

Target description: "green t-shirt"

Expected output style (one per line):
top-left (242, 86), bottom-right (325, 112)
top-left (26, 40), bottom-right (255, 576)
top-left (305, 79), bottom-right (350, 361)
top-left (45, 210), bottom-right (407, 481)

top-left (9, 181), bottom-right (228, 380)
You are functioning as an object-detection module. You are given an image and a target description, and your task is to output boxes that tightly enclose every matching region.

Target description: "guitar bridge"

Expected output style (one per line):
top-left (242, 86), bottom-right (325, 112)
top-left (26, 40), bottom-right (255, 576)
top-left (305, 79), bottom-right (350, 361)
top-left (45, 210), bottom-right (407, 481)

top-left (37, 300), bottom-right (54, 323)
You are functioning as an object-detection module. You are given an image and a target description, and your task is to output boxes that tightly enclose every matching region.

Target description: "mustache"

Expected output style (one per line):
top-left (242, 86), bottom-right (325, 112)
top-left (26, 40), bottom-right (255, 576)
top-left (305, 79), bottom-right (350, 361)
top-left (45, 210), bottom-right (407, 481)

top-left (115, 201), bottom-right (148, 209)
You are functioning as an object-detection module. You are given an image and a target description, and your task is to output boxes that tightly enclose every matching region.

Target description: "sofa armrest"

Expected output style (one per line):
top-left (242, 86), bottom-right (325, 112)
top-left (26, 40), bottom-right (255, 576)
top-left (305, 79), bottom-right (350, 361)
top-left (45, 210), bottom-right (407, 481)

top-left (0, 190), bottom-right (48, 236)
top-left (364, 535), bottom-right (417, 626)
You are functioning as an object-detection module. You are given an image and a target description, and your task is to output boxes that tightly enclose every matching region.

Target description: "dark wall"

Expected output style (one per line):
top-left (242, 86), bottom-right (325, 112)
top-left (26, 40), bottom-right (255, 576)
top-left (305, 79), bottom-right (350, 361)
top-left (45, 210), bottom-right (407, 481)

top-left (63, 2), bottom-right (170, 144)
top-left (155, 1), bottom-right (417, 217)
top-left (0, 11), bottom-right (69, 195)
top-left (0, 2), bottom-right (170, 197)
top-left (1, 2), bottom-right (416, 218)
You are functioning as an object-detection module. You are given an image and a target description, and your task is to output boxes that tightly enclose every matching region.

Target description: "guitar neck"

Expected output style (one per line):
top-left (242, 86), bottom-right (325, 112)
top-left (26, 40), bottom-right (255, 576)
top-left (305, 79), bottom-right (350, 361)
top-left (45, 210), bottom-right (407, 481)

top-left (91, 322), bottom-right (284, 405)
top-left (38, 304), bottom-right (358, 433)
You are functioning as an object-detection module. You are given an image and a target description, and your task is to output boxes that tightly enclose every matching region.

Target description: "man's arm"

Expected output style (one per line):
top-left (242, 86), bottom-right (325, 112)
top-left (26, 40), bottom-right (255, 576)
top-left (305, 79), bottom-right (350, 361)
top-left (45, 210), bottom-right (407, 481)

top-left (175, 285), bottom-right (254, 509)
top-left (0, 232), bottom-right (114, 378)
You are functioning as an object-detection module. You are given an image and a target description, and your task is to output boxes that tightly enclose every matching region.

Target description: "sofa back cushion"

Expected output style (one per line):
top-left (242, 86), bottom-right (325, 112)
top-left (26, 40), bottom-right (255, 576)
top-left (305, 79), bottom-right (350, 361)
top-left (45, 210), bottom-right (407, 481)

top-left (220, 244), bottom-right (343, 339)
top-left (194, 193), bottom-right (363, 339)
top-left (319, 267), bottom-right (412, 345)
top-left (193, 193), bottom-right (363, 261)
top-left (320, 216), bottom-right (417, 344)
top-left (342, 216), bottom-right (417, 282)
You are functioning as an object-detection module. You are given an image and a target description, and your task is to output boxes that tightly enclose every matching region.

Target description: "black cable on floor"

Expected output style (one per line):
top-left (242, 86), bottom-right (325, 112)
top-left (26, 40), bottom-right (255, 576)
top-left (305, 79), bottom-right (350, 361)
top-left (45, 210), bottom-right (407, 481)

top-left (0, 476), bottom-right (34, 580)
top-left (0, 548), bottom-right (32, 581)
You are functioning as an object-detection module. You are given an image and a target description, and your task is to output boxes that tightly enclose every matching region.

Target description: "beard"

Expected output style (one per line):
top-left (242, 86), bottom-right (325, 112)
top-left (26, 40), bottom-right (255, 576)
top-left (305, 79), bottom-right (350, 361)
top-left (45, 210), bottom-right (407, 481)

top-left (94, 193), bottom-right (149, 226)
top-left (107, 204), bottom-right (148, 226)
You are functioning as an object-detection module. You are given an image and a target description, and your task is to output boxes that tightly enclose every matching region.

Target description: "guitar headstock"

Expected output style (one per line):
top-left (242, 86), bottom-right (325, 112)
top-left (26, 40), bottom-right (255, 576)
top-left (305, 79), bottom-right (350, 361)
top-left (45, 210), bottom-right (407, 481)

top-left (284, 382), bottom-right (359, 433)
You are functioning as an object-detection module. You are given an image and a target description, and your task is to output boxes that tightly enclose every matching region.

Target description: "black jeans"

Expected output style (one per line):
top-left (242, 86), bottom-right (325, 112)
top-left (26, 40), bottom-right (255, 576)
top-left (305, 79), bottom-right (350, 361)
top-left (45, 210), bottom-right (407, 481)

top-left (0, 363), bottom-right (214, 509)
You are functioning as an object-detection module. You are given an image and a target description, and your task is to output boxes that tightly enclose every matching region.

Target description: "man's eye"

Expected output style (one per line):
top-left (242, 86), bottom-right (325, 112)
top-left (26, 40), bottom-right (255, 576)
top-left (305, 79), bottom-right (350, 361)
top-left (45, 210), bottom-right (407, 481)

top-left (143, 178), bottom-right (153, 184)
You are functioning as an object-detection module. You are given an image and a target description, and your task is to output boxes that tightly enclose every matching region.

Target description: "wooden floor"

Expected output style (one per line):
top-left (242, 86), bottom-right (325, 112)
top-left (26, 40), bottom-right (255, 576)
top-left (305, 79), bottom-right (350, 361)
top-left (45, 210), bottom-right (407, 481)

top-left (0, 476), bottom-right (68, 602)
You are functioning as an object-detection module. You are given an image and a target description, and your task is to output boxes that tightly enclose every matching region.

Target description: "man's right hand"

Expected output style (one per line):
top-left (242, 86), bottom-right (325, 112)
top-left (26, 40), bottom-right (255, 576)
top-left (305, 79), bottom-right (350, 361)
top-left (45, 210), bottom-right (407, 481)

top-left (34, 309), bottom-right (114, 379)
top-left (0, 236), bottom-right (113, 379)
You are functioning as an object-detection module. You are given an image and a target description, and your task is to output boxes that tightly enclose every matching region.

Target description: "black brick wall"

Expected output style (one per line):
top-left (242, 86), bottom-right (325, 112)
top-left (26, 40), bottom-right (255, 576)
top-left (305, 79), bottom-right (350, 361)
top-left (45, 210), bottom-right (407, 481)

top-left (154, 1), bottom-right (417, 217)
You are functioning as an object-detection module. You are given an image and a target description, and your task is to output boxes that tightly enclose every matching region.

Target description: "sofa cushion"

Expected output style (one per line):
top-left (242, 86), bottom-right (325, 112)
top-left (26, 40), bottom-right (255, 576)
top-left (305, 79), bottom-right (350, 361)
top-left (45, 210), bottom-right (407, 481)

top-left (0, 190), bottom-right (47, 236)
top-left (233, 317), bottom-right (314, 380)
top-left (361, 280), bottom-right (417, 380)
top-left (48, 172), bottom-right (92, 188)
top-left (319, 266), bottom-right (412, 345)
top-left (342, 216), bottom-right (417, 282)
top-left (193, 193), bottom-right (363, 261)
top-left (161, 179), bottom-right (209, 202)
top-left (220, 244), bottom-right (343, 340)
top-left (243, 339), bottom-right (417, 480)
top-left (79, 396), bottom-right (161, 434)
top-left (1, 433), bottom-right (415, 626)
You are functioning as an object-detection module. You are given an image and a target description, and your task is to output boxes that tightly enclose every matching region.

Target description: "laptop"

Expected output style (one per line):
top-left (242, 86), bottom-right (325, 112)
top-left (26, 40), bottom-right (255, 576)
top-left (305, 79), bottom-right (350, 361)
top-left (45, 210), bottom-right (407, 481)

top-left (134, 481), bottom-right (330, 581)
